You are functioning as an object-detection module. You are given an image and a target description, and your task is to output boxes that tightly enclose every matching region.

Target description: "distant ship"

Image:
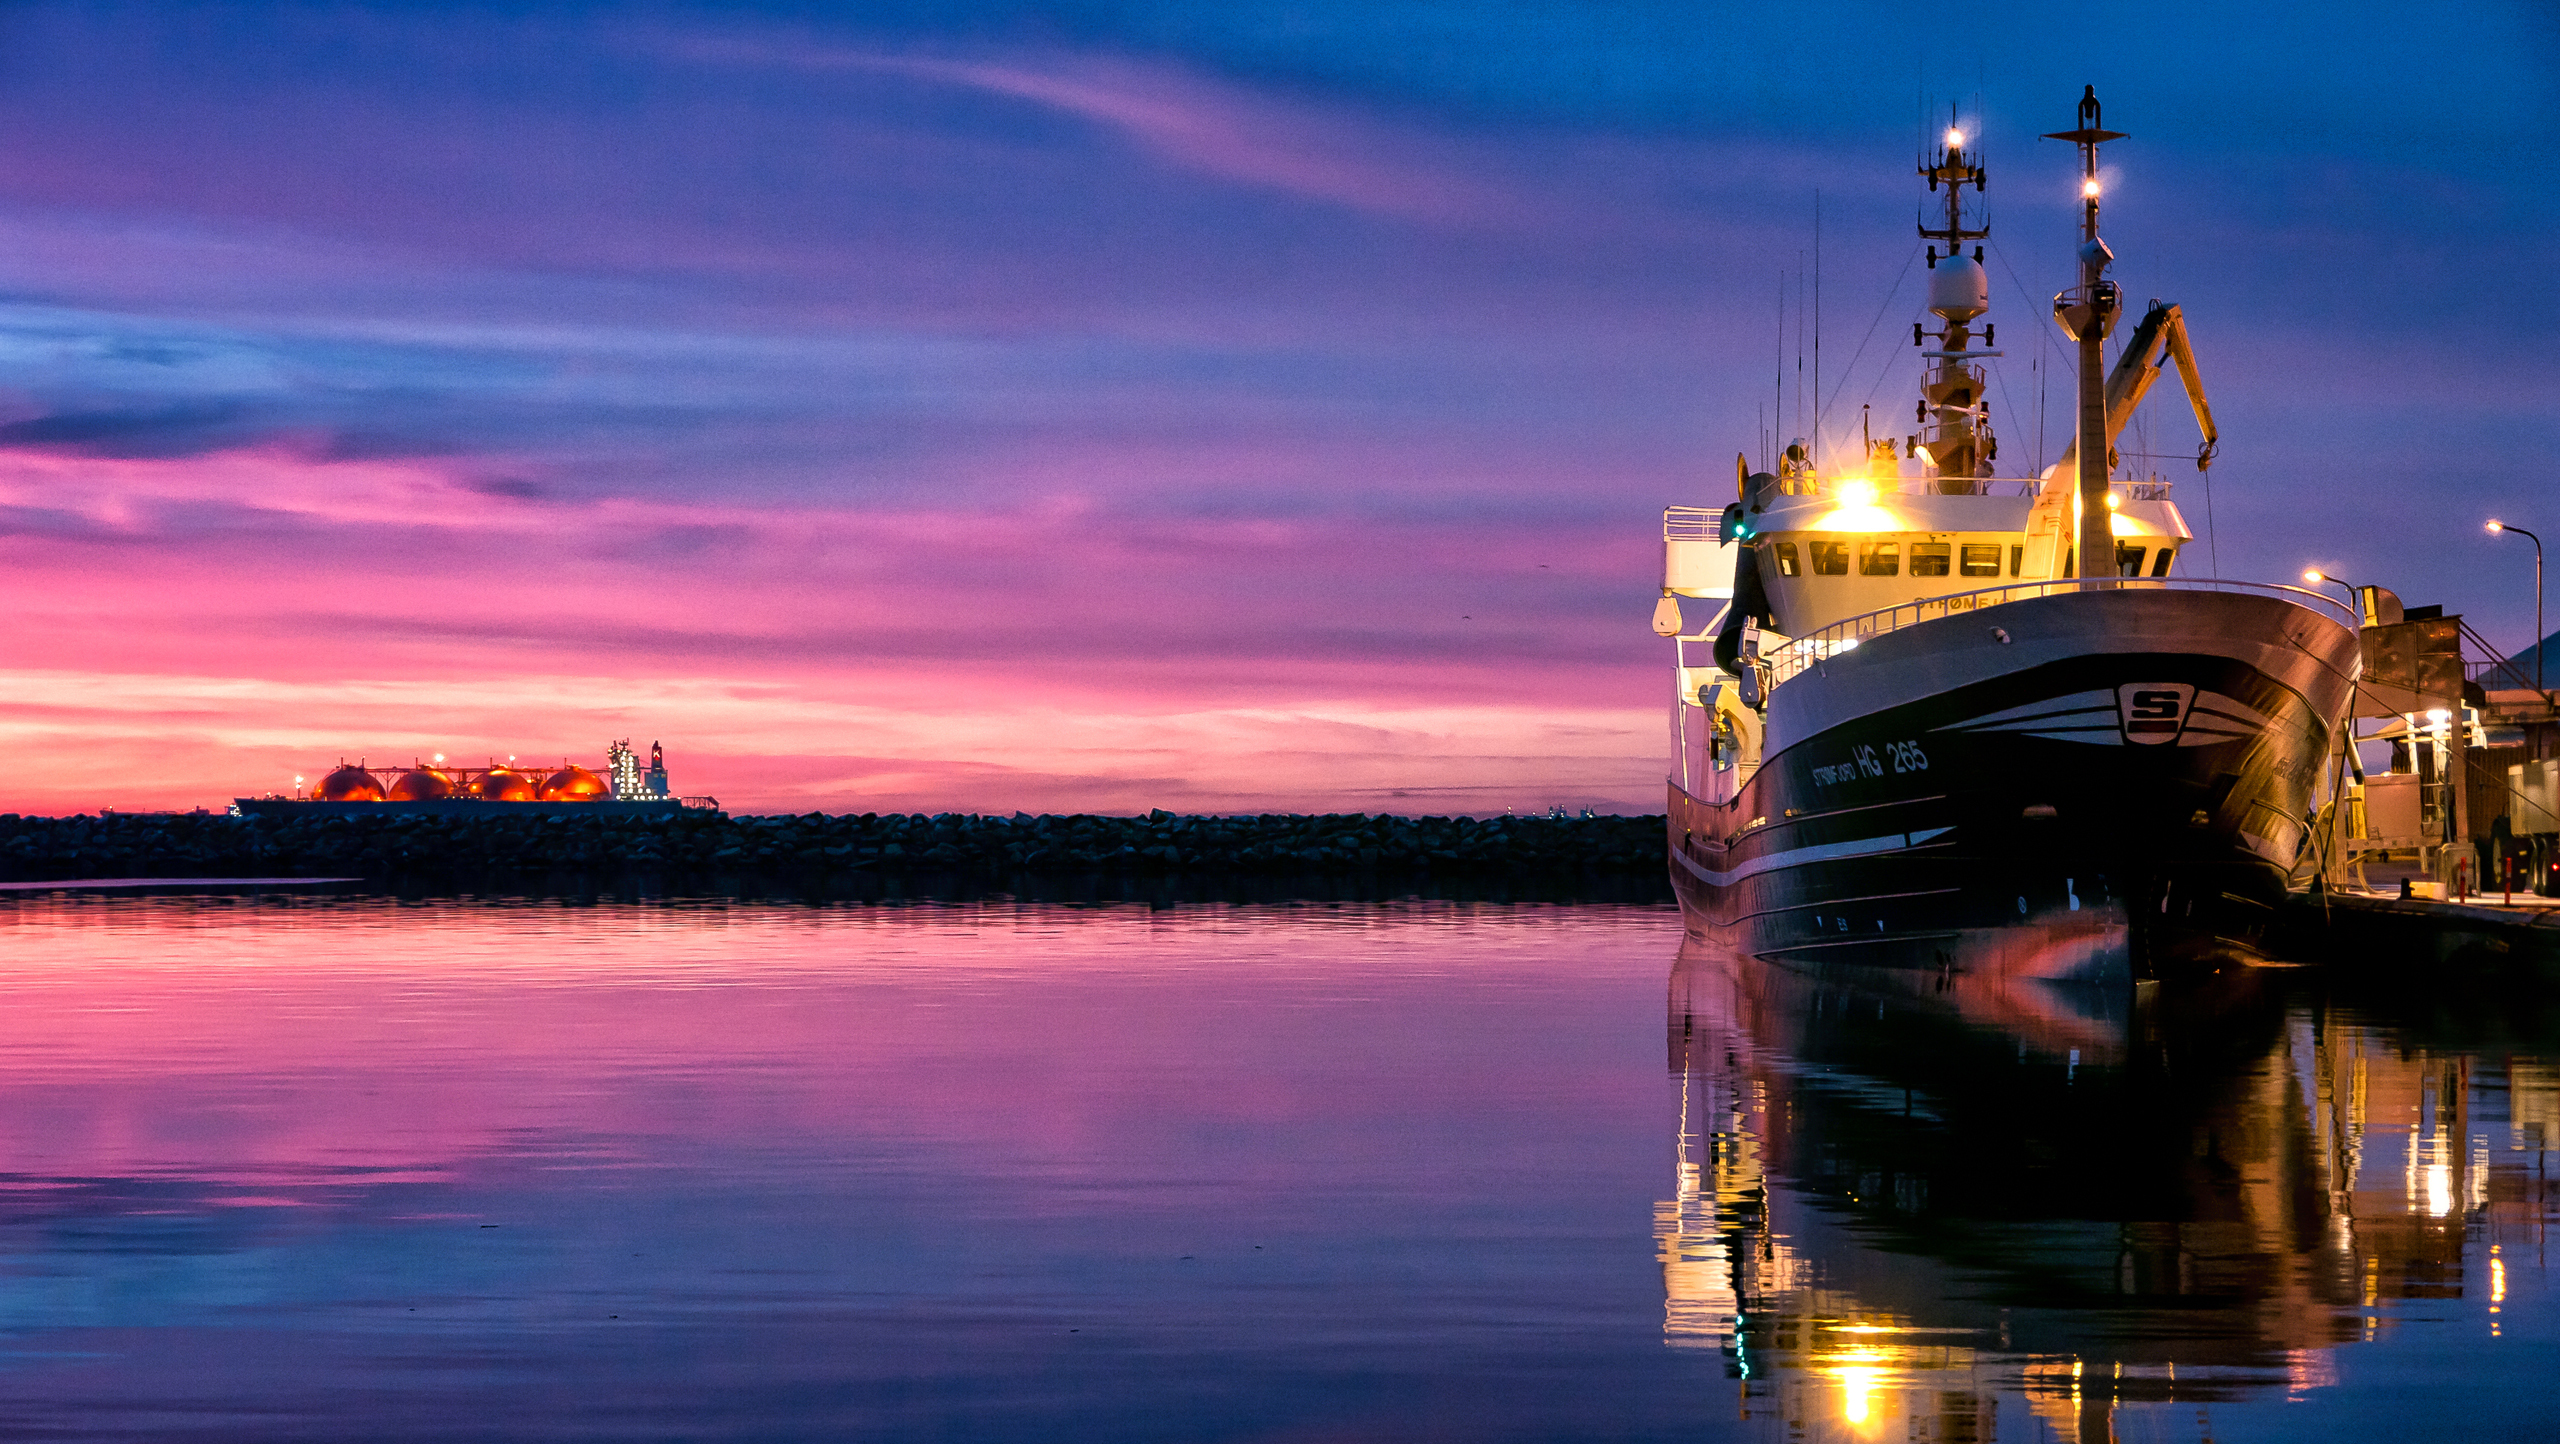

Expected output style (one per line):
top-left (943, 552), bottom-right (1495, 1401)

top-left (1655, 89), bottom-right (2357, 979)
top-left (235, 739), bottom-right (717, 815)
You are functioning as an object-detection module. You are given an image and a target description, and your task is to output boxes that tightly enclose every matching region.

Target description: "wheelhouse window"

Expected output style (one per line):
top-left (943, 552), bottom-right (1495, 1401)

top-left (2010, 544), bottom-right (2024, 577)
top-left (1856, 541), bottom-right (1899, 576)
top-left (1769, 541), bottom-right (1801, 577)
top-left (1910, 542), bottom-right (1951, 577)
top-left (1809, 541), bottom-right (1850, 576)
top-left (2115, 542), bottom-right (2147, 578)
top-left (2151, 546), bottom-right (2175, 577)
top-left (1960, 544), bottom-right (2002, 577)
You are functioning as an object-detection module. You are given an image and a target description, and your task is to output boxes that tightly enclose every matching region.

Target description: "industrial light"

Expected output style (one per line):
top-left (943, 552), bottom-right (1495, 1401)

top-left (2082, 178), bottom-right (2102, 198)
top-left (2487, 519), bottom-right (2506, 534)
top-left (1944, 127), bottom-right (1963, 147)
top-left (2104, 491), bottom-right (2121, 510)
top-left (2303, 569), bottom-right (2326, 584)
top-left (1836, 479), bottom-right (1878, 508)
top-left (2426, 708), bottom-right (2451, 722)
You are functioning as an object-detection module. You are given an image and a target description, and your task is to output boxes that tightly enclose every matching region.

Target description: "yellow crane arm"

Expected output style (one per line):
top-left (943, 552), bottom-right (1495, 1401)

top-left (2043, 301), bottom-right (2219, 480)
top-left (2157, 305), bottom-right (2218, 468)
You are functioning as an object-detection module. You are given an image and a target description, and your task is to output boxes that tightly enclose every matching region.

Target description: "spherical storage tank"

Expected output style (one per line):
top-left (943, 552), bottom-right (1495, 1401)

top-left (473, 767), bottom-right (537, 801)
top-left (317, 764), bottom-right (385, 802)
top-left (387, 767), bottom-right (457, 801)
top-left (539, 765), bottom-right (610, 802)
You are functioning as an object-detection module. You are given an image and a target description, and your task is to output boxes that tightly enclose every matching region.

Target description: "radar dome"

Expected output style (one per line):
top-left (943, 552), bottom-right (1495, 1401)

top-left (1926, 253), bottom-right (1989, 323)
top-left (474, 767), bottom-right (537, 802)
top-left (387, 767), bottom-right (456, 801)
top-left (539, 765), bottom-right (610, 802)
top-left (317, 764), bottom-right (384, 802)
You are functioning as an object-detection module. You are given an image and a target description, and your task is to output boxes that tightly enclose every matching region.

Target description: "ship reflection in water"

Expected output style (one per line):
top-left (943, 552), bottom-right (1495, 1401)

top-left (0, 893), bottom-right (2547, 1438)
top-left (1663, 933), bottom-right (2558, 1440)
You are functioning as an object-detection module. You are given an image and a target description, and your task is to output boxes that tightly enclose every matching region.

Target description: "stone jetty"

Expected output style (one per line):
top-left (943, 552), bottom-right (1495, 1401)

top-left (0, 809), bottom-right (1670, 890)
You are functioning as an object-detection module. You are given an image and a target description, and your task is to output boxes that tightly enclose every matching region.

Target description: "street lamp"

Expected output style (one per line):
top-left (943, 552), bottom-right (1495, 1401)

top-left (2487, 520), bottom-right (2544, 692)
top-left (2302, 569), bottom-right (2365, 619)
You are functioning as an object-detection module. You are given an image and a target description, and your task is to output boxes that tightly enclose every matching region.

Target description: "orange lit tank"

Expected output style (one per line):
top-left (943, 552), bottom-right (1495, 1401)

top-left (317, 764), bottom-right (384, 802)
top-left (539, 765), bottom-right (610, 801)
top-left (473, 767), bottom-right (537, 801)
top-left (387, 767), bottom-right (457, 801)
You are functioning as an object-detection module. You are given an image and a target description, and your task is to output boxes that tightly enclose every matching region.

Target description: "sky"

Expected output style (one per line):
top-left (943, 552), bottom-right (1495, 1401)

top-left (0, 0), bottom-right (2549, 815)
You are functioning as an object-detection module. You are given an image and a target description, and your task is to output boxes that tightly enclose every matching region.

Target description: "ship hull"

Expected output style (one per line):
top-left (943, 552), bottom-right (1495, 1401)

top-left (1668, 587), bottom-right (2358, 981)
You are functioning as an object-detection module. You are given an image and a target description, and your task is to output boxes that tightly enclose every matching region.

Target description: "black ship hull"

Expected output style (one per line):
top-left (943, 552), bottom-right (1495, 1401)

top-left (1668, 587), bottom-right (2358, 980)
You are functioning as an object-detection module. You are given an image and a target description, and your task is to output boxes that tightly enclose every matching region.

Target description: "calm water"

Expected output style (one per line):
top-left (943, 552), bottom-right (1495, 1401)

top-left (0, 894), bottom-right (2546, 1441)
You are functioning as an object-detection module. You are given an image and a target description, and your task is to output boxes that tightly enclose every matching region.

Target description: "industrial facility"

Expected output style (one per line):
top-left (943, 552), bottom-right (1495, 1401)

top-left (235, 740), bottom-right (716, 815)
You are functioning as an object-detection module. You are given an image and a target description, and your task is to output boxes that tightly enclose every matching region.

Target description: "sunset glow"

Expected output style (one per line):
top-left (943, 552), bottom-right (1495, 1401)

top-left (0, 4), bottom-right (2536, 813)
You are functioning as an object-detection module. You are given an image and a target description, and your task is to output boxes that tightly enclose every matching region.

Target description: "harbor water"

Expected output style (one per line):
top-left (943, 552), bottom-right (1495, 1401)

top-left (0, 893), bottom-right (2547, 1440)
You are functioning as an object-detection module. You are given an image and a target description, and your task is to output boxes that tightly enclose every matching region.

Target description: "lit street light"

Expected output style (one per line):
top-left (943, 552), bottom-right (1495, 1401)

top-left (2487, 520), bottom-right (2545, 692)
top-left (2301, 569), bottom-right (2365, 618)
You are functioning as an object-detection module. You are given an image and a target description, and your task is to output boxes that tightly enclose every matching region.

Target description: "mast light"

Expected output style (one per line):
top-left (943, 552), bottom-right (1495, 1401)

top-left (1945, 127), bottom-right (1963, 147)
top-left (2081, 178), bottom-right (2102, 198)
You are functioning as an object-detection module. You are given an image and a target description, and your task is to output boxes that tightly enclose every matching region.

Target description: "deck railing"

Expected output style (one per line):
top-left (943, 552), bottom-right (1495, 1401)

top-left (1759, 578), bottom-right (2356, 691)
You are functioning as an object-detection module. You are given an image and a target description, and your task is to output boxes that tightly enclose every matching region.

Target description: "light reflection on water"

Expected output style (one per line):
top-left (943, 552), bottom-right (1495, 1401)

top-left (0, 893), bottom-right (2546, 1440)
top-left (1666, 935), bottom-right (2560, 1441)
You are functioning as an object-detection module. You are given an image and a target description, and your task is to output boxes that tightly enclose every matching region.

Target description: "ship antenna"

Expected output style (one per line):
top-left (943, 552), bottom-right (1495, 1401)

top-left (1912, 106), bottom-right (1993, 492)
top-left (2044, 85), bottom-right (2126, 583)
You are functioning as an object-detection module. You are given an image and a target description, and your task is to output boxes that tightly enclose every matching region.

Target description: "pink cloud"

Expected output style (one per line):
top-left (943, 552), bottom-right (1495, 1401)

top-left (0, 444), bottom-right (1664, 815)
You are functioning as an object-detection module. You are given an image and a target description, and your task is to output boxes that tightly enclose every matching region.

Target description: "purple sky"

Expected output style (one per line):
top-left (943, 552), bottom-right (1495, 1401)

top-left (0, 1), bottom-right (2548, 813)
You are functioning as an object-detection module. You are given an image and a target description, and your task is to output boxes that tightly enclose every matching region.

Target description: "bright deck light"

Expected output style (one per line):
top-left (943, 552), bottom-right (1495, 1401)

top-left (1836, 479), bottom-right (1878, 508)
top-left (2487, 519), bottom-right (2506, 534)
top-left (2303, 569), bottom-right (2326, 584)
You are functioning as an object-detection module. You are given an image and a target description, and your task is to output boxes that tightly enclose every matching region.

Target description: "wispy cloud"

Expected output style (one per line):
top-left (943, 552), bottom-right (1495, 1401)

top-left (669, 37), bottom-right (1520, 226)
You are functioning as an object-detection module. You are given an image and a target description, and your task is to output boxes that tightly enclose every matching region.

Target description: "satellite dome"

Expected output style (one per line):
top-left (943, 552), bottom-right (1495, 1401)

top-left (539, 765), bottom-right (610, 802)
top-left (317, 764), bottom-right (384, 802)
top-left (387, 767), bottom-right (457, 801)
top-left (474, 767), bottom-right (537, 802)
top-left (1926, 253), bottom-right (1989, 323)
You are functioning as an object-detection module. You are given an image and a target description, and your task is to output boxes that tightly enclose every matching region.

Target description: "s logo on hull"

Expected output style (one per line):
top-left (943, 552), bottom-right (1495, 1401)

top-left (2118, 683), bottom-right (2194, 745)
top-left (1937, 685), bottom-right (2275, 747)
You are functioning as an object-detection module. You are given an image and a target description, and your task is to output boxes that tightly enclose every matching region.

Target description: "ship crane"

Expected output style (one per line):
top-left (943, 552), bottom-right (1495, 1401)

top-left (2023, 298), bottom-right (2219, 576)
top-left (2044, 299), bottom-right (2220, 479)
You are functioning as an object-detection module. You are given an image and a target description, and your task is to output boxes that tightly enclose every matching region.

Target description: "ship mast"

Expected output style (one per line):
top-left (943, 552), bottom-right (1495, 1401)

top-left (2046, 87), bottom-right (2125, 580)
top-left (1913, 112), bottom-right (1997, 494)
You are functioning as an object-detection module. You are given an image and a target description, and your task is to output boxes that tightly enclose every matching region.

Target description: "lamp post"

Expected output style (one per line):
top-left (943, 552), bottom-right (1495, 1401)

top-left (2302, 569), bottom-right (2365, 621)
top-left (2487, 520), bottom-right (2544, 692)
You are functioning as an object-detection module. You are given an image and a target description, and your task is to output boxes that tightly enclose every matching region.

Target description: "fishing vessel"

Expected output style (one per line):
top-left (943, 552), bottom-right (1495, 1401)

top-left (1655, 89), bottom-right (2359, 979)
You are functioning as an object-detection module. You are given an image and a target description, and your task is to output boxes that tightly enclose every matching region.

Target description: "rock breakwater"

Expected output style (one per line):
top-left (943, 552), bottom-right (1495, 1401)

top-left (0, 810), bottom-right (1670, 890)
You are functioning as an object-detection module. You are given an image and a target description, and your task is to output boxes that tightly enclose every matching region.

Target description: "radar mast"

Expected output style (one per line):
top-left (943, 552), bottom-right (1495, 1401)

top-left (1912, 110), bottom-right (2000, 494)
